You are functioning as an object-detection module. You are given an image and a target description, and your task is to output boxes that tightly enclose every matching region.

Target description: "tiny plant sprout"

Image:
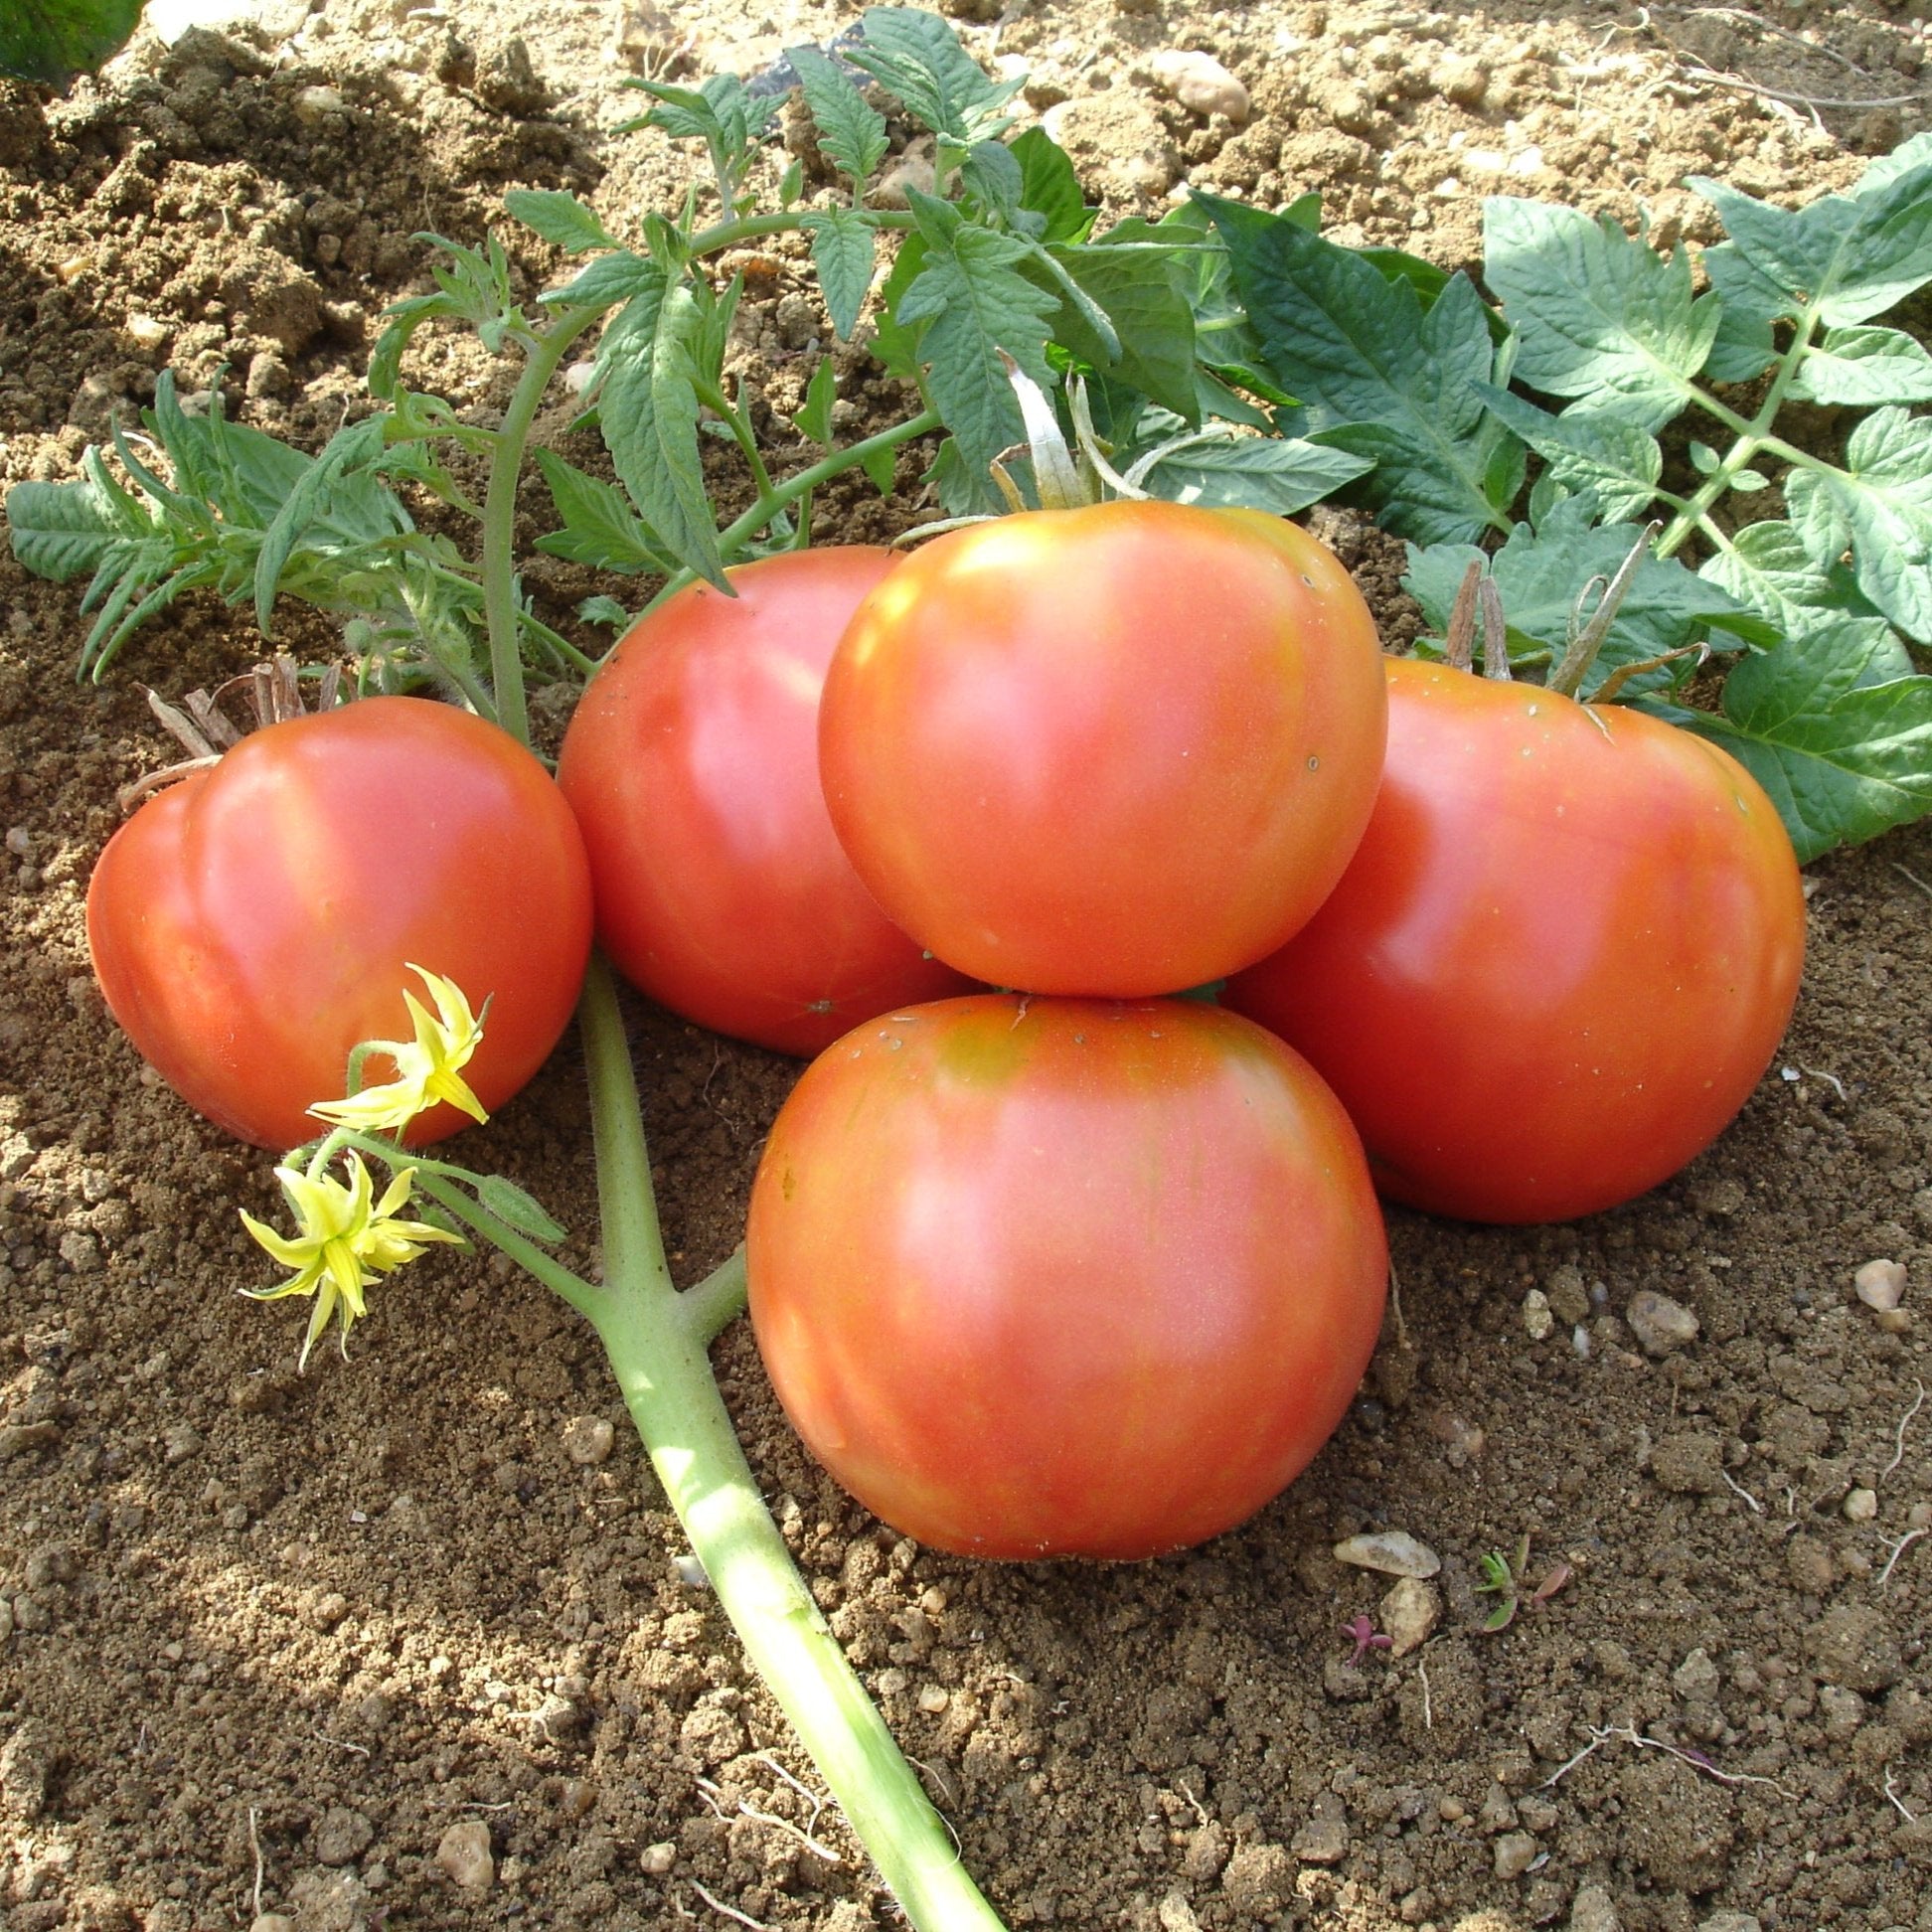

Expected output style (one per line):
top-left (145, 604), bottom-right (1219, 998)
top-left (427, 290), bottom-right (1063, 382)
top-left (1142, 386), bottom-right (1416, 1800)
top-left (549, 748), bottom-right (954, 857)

top-left (1475, 1532), bottom-right (1573, 1633)
top-left (1341, 1613), bottom-right (1393, 1666)
top-left (241, 1153), bottom-right (463, 1368)
top-left (308, 965), bottom-right (491, 1133)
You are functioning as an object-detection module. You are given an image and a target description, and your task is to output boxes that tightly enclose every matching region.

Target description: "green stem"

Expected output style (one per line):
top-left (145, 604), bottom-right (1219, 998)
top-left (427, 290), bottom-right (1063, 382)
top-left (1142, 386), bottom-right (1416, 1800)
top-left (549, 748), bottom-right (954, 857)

top-left (1659, 311), bottom-right (1825, 560)
top-left (639, 407), bottom-right (942, 620)
top-left (696, 375), bottom-right (783, 509)
top-left (683, 1244), bottom-right (748, 1344)
top-left (687, 208), bottom-right (915, 258)
top-left (573, 960), bottom-right (1007, 1932)
top-left (412, 1171), bottom-right (602, 1322)
top-left (481, 304), bottom-right (602, 743)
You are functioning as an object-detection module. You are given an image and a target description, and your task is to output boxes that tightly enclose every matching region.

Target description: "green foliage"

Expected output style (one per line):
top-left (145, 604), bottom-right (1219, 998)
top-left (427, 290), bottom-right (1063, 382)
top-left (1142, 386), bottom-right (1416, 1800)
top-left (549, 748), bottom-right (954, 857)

top-left (0, 0), bottom-right (142, 81)
top-left (4, 5), bottom-right (1930, 860)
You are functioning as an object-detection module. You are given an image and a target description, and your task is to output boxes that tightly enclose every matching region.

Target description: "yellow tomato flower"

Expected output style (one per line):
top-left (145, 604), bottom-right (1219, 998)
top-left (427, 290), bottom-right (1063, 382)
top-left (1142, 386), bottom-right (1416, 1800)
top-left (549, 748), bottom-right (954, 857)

top-left (309, 965), bottom-right (490, 1134)
top-left (241, 1152), bottom-right (462, 1367)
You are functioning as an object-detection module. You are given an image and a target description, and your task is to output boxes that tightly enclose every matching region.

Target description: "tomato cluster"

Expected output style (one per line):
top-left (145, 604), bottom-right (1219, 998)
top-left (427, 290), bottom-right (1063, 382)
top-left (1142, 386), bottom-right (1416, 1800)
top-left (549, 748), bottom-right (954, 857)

top-left (89, 498), bottom-right (1805, 1562)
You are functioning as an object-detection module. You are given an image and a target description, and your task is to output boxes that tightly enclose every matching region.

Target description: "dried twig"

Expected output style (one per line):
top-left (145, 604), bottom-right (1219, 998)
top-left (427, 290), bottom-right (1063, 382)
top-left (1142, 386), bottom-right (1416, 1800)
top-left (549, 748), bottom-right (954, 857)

top-left (1881, 1381), bottom-right (1926, 1485)
top-left (1541, 1725), bottom-right (1793, 1797)
top-left (1894, 864), bottom-right (1932, 901)
top-left (1884, 1769), bottom-right (1917, 1824)
top-left (1720, 1467), bottom-right (1764, 1514)
top-left (1877, 1528), bottom-right (1927, 1588)
top-left (248, 1806), bottom-right (265, 1920)
top-left (1675, 63), bottom-right (1927, 110)
top-left (690, 1880), bottom-right (774, 1931)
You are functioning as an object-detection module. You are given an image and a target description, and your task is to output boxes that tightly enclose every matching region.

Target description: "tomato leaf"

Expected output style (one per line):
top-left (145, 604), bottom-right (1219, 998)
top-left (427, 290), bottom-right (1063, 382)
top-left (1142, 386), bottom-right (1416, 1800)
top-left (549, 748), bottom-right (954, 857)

top-left (1691, 144), bottom-right (1932, 331)
top-left (1645, 624), bottom-right (1932, 861)
top-left (786, 42), bottom-right (889, 187)
top-left (1132, 432), bottom-right (1371, 516)
top-left (791, 357), bottom-right (838, 449)
top-left (252, 414), bottom-right (400, 635)
top-left (802, 210), bottom-right (878, 341)
top-left (534, 450), bottom-right (672, 573)
top-left (847, 6), bottom-right (1023, 147)
top-left (7, 466), bottom-right (153, 581)
top-left (594, 265), bottom-right (728, 589)
top-left (0, 0), bottom-right (141, 81)
top-left (892, 191), bottom-right (1058, 513)
top-left (1029, 240), bottom-right (1198, 421)
top-left (502, 190), bottom-right (618, 255)
top-left (1700, 520), bottom-right (1902, 647)
top-left (1405, 519), bottom-right (1776, 694)
top-left (1197, 189), bottom-right (1519, 543)
top-left (1783, 408), bottom-right (1932, 642)
top-left (1474, 385), bottom-right (1663, 525)
top-left (1788, 326), bottom-right (1932, 406)
top-left (1481, 199), bottom-right (1718, 429)
top-left (1010, 125), bottom-right (1093, 244)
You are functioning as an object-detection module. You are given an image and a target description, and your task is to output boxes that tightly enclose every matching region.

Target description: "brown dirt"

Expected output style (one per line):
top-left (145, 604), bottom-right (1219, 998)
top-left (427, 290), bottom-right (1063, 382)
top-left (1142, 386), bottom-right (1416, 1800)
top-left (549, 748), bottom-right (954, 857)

top-left (2, 2), bottom-right (1930, 1929)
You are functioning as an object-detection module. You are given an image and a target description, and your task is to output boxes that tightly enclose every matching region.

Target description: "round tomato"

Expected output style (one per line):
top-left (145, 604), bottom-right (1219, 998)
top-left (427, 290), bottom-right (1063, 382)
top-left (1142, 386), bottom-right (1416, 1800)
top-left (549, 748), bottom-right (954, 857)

top-left (558, 549), bottom-right (973, 1054)
top-left (1222, 659), bottom-right (1807, 1223)
top-left (87, 696), bottom-right (593, 1151)
top-left (817, 501), bottom-right (1387, 997)
top-left (746, 994), bottom-right (1387, 1560)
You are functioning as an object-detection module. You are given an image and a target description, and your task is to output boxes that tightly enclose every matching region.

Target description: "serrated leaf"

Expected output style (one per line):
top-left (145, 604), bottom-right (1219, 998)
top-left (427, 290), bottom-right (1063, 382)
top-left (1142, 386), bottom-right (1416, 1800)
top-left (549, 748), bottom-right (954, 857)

top-left (1691, 160), bottom-right (1932, 329)
top-left (1039, 239), bottom-right (1197, 421)
top-left (502, 190), bottom-right (618, 254)
top-left (1700, 520), bottom-right (1901, 647)
top-left (253, 414), bottom-right (393, 633)
top-left (849, 5), bottom-right (1022, 146)
top-left (534, 449), bottom-right (671, 573)
top-left (0, 0), bottom-right (140, 81)
top-left (1789, 325), bottom-right (1932, 405)
top-left (5, 474), bottom-right (150, 580)
top-left (859, 439), bottom-right (899, 494)
top-left (543, 248), bottom-right (664, 309)
top-left (961, 139), bottom-right (1028, 226)
top-left (1690, 441), bottom-right (1720, 475)
top-left (475, 1176), bottom-right (568, 1245)
top-left (1482, 198), bottom-right (1716, 430)
top-left (578, 594), bottom-right (632, 628)
top-left (1010, 125), bottom-right (1092, 244)
top-left (1784, 406), bottom-right (1932, 642)
top-left (787, 42), bottom-right (889, 185)
top-left (1405, 521), bottom-right (1776, 693)
top-left (1699, 243), bottom-right (1781, 386)
top-left (594, 266), bottom-right (727, 588)
top-left (804, 209), bottom-right (878, 340)
top-left (792, 357), bottom-right (838, 448)
top-left (1199, 190), bottom-right (1516, 542)
top-left (1650, 623), bottom-right (1932, 860)
top-left (1475, 386), bottom-right (1663, 524)
top-left (895, 192), bottom-right (1058, 512)
top-left (1135, 434), bottom-right (1372, 515)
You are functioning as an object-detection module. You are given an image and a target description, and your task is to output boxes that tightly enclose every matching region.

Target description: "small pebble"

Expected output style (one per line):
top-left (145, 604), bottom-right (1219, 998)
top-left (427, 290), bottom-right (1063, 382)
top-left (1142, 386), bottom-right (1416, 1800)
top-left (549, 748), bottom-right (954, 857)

top-left (917, 1684), bottom-right (950, 1713)
top-left (1854, 1258), bottom-right (1907, 1311)
top-left (1625, 1290), bottom-right (1699, 1357)
top-left (435, 1819), bottom-right (495, 1890)
top-left (1875, 1307), bottom-right (1913, 1334)
top-left (1148, 49), bottom-right (1250, 122)
top-left (641, 1841), bottom-right (677, 1875)
top-left (1844, 1487), bottom-right (1878, 1522)
top-left (1333, 1530), bottom-right (1440, 1578)
top-left (1493, 1832), bottom-right (1539, 1879)
top-left (250, 1917), bottom-right (297, 1932)
top-left (672, 1552), bottom-right (710, 1589)
top-left (562, 1415), bottom-right (615, 1466)
top-left (1522, 1289), bottom-right (1553, 1341)
top-left (1378, 1576), bottom-right (1441, 1657)
top-left (293, 84), bottom-right (347, 124)
top-left (1909, 1502), bottom-right (1932, 1530)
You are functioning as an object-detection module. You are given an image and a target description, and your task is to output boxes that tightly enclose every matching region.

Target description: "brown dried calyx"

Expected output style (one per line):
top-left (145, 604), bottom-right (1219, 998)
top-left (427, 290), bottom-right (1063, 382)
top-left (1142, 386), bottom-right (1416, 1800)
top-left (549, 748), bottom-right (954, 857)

top-left (121, 653), bottom-right (344, 814)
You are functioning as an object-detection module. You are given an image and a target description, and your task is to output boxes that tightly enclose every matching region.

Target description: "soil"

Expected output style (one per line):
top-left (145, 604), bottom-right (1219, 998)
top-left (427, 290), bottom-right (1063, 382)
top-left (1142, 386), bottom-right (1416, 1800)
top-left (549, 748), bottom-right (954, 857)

top-left (2, 1), bottom-right (1931, 1929)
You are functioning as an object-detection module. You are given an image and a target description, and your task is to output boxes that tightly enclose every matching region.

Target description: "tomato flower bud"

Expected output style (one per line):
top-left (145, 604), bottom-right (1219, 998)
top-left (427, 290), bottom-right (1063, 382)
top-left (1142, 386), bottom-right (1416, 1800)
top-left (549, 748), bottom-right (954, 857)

top-left (241, 1152), bottom-right (463, 1367)
top-left (309, 966), bottom-right (490, 1134)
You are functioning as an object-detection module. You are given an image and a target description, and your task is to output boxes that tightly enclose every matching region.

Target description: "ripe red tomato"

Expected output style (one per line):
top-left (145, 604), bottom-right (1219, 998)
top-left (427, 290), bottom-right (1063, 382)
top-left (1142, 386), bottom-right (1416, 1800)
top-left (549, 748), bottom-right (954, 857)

top-left (817, 501), bottom-right (1387, 996)
top-left (87, 696), bottom-right (593, 1151)
top-left (746, 994), bottom-right (1387, 1559)
top-left (1222, 659), bottom-right (1807, 1223)
top-left (557, 549), bottom-right (973, 1054)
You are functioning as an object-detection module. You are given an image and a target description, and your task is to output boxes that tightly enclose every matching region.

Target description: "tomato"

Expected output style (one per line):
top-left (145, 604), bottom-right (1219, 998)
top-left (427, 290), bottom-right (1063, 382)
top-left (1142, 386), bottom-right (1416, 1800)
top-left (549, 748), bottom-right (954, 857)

top-left (557, 549), bottom-right (973, 1054)
top-left (817, 501), bottom-right (1387, 997)
top-left (1222, 658), bottom-right (1807, 1223)
top-left (746, 994), bottom-right (1387, 1560)
top-left (87, 696), bottom-right (593, 1151)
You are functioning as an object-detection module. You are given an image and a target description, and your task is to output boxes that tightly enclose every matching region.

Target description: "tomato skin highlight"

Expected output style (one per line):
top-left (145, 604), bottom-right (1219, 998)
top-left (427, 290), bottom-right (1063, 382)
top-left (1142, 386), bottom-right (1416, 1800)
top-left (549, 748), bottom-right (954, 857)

top-left (86, 697), bottom-right (593, 1151)
top-left (1222, 658), bottom-right (1807, 1224)
top-left (558, 548), bottom-right (974, 1054)
top-left (818, 501), bottom-right (1388, 997)
top-left (746, 994), bottom-right (1388, 1560)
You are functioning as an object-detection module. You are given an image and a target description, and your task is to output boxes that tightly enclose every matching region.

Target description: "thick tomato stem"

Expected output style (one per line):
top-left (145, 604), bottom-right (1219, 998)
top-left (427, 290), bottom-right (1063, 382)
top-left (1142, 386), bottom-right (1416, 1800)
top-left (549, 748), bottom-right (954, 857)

top-left (569, 958), bottom-right (1010, 1932)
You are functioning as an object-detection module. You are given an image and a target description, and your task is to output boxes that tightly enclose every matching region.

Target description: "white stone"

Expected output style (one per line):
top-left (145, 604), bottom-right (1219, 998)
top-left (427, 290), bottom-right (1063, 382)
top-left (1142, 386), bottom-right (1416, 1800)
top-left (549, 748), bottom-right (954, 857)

top-left (1333, 1530), bottom-right (1440, 1578)
top-left (435, 1819), bottom-right (495, 1890)
top-left (1854, 1258), bottom-right (1907, 1311)
top-left (1148, 50), bottom-right (1250, 123)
